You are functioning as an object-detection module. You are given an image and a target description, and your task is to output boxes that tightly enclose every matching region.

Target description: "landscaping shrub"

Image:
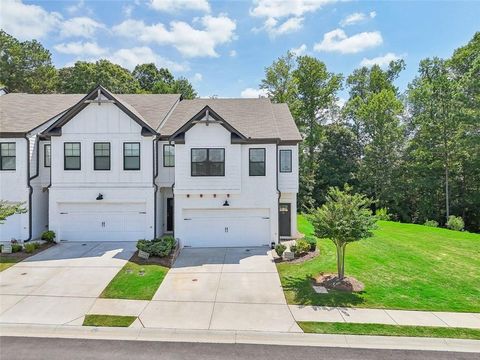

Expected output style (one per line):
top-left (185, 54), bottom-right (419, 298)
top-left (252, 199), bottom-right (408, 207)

top-left (24, 243), bottom-right (36, 253)
top-left (136, 236), bottom-right (176, 257)
top-left (304, 235), bottom-right (317, 251)
top-left (424, 219), bottom-right (439, 227)
top-left (41, 230), bottom-right (56, 243)
top-left (375, 207), bottom-right (391, 221)
top-left (11, 244), bottom-right (22, 253)
top-left (275, 244), bottom-right (286, 256)
top-left (446, 216), bottom-right (464, 231)
top-left (294, 239), bottom-right (310, 255)
top-left (289, 244), bottom-right (297, 254)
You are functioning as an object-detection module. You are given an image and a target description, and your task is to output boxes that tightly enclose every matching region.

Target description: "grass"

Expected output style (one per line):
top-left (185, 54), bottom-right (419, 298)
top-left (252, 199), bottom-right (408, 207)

top-left (277, 215), bottom-right (480, 312)
top-left (299, 322), bottom-right (480, 340)
top-left (0, 258), bottom-right (17, 271)
top-left (100, 261), bottom-right (168, 300)
top-left (0, 243), bottom-right (54, 272)
top-left (83, 315), bottom-right (137, 327)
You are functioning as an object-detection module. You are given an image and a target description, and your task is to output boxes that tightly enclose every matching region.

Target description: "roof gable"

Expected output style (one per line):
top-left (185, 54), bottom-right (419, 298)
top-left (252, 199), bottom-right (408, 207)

top-left (42, 85), bottom-right (157, 137)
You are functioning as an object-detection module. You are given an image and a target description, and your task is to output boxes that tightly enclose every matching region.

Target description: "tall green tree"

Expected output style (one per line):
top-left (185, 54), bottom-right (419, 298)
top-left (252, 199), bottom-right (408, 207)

top-left (0, 30), bottom-right (57, 93)
top-left (260, 51), bottom-right (298, 106)
top-left (171, 76), bottom-right (197, 99)
top-left (0, 201), bottom-right (27, 223)
top-left (57, 60), bottom-right (141, 93)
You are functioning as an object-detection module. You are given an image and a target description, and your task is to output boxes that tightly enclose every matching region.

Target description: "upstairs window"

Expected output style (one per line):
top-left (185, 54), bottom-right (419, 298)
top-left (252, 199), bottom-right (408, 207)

top-left (279, 149), bottom-right (292, 173)
top-left (94, 142), bottom-right (111, 170)
top-left (44, 144), bottom-right (51, 168)
top-left (0, 143), bottom-right (16, 170)
top-left (124, 142), bottom-right (140, 170)
top-left (249, 148), bottom-right (266, 176)
top-left (163, 144), bottom-right (175, 167)
top-left (191, 148), bottom-right (225, 176)
top-left (64, 142), bottom-right (81, 170)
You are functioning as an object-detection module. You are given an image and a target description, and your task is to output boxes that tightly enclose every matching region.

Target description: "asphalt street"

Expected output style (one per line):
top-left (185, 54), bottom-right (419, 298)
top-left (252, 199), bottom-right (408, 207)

top-left (0, 336), bottom-right (478, 360)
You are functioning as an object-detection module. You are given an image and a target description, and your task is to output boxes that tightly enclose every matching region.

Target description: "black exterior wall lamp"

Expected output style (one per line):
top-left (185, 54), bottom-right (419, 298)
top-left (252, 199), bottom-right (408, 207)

top-left (96, 193), bottom-right (104, 200)
top-left (223, 200), bottom-right (229, 206)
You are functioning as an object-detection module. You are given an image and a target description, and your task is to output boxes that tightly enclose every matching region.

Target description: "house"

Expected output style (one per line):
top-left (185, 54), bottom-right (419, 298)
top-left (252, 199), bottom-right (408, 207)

top-left (0, 86), bottom-right (301, 247)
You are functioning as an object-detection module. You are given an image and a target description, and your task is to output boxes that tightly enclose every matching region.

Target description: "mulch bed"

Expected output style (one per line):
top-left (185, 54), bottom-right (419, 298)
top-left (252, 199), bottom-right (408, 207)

top-left (0, 243), bottom-right (55, 262)
top-left (313, 273), bottom-right (365, 292)
top-left (274, 249), bottom-right (320, 264)
top-left (129, 243), bottom-right (181, 268)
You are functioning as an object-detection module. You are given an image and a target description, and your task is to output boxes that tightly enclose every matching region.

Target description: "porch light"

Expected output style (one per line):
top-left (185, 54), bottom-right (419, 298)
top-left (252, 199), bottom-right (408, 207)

top-left (223, 200), bottom-right (230, 207)
top-left (96, 193), bottom-right (103, 200)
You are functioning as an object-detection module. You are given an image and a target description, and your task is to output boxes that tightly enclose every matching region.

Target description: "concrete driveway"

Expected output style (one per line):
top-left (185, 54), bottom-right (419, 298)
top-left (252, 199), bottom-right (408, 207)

top-left (0, 242), bottom-right (136, 325)
top-left (139, 247), bottom-right (301, 332)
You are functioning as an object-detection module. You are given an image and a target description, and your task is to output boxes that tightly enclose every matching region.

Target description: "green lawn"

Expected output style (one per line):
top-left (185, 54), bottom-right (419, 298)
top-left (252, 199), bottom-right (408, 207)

top-left (278, 215), bottom-right (480, 312)
top-left (0, 258), bottom-right (17, 272)
top-left (299, 322), bottom-right (480, 340)
top-left (100, 261), bottom-right (168, 300)
top-left (83, 315), bottom-right (136, 327)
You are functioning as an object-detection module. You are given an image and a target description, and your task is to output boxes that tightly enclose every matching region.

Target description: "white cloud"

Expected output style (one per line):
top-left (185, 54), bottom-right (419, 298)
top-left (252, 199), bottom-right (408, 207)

top-left (240, 88), bottom-right (268, 98)
top-left (122, 4), bottom-right (135, 17)
top-left (229, 50), bottom-right (237, 57)
top-left (291, 43), bottom-right (307, 56)
top-left (60, 17), bottom-right (105, 38)
top-left (360, 52), bottom-right (403, 67)
top-left (314, 29), bottom-right (383, 54)
top-left (109, 47), bottom-right (188, 72)
top-left (113, 15), bottom-right (236, 58)
top-left (149, 0), bottom-right (210, 13)
top-left (0, 0), bottom-right (61, 40)
top-left (193, 73), bottom-right (203, 82)
top-left (66, 0), bottom-right (93, 16)
top-left (250, 0), bottom-right (336, 36)
top-left (340, 11), bottom-right (376, 27)
top-left (54, 41), bottom-right (107, 56)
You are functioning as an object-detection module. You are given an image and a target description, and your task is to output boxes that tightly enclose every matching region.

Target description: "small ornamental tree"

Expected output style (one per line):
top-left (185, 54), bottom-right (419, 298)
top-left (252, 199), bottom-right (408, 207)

top-left (311, 186), bottom-right (377, 280)
top-left (0, 201), bottom-right (27, 223)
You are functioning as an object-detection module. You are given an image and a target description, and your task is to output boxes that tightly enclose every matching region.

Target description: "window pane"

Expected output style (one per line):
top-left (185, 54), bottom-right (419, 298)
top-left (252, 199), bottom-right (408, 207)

top-left (209, 149), bottom-right (224, 162)
top-left (65, 157), bottom-right (80, 169)
top-left (250, 162), bottom-right (265, 176)
top-left (210, 162), bottom-right (224, 176)
top-left (95, 157), bottom-right (110, 170)
top-left (95, 143), bottom-right (110, 156)
top-left (250, 149), bottom-right (265, 162)
top-left (1, 143), bottom-right (15, 156)
top-left (2, 157), bottom-right (15, 170)
top-left (65, 143), bottom-right (80, 156)
top-left (192, 149), bottom-right (207, 162)
top-left (192, 162), bottom-right (207, 176)
top-left (45, 144), bottom-right (51, 167)
top-left (280, 150), bottom-right (292, 172)
top-left (164, 145), bottom-right (174, 156)
top-left (124, 156), bottom-right (140, 170)
top-left (164, 145), bottom-right (175, 167)
top-left (124, 143), bottom-right (140, 156)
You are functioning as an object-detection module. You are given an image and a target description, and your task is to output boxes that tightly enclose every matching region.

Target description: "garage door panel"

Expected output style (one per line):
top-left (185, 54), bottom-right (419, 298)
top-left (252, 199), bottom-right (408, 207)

top-left (183, 209), bottom-right (270, 247)
top-left (58, 202), bottom-right (147, 242)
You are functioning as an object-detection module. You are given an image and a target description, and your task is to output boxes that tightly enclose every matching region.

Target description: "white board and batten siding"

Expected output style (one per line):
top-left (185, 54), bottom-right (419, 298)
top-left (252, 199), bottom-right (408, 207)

top-left (48, 103), bottom-right (155, 242)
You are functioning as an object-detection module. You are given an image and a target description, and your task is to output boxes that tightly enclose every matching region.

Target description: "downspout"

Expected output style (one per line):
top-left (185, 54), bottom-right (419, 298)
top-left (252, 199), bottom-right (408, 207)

top-left (153, 138), bottom-right (159, 238)
top-left (276, 141), bottom-right (281, 246)
top-left (23, 134), bottom-right (37, 241)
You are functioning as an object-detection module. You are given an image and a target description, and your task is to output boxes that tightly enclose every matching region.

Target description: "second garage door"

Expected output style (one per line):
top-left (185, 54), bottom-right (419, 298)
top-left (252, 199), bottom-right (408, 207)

top-left (182, 208), bottom-right (271, 247)
top-left (58, 202), bottom-right (147, 242)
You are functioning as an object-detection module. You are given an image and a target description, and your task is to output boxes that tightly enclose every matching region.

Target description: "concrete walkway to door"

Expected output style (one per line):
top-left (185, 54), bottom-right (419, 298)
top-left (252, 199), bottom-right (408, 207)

top-left (138, 247), bottom-right (302, 333)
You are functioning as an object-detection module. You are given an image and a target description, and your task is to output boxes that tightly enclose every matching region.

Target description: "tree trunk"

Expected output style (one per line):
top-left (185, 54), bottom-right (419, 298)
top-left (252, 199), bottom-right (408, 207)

top-left (336, 243), bottom-right (346, 280)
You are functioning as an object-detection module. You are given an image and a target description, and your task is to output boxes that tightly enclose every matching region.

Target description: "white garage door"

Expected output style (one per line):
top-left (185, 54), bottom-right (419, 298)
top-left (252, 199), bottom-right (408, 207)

top-left (182, 208), bottom-right (271, 247)
top-left (58, 203), bottom-right (147, 242)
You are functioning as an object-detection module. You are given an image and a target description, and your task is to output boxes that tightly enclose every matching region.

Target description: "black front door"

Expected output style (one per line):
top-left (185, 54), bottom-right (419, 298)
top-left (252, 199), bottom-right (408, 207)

top-left (166, 198), bottom-right (174, 232)
top-left (279, 203), bottom-right (291, 237)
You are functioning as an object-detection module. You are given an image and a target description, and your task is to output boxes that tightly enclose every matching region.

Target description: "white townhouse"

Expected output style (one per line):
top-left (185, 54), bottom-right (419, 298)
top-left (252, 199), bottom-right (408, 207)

top-left (0, 86), bottom-right (301, 248)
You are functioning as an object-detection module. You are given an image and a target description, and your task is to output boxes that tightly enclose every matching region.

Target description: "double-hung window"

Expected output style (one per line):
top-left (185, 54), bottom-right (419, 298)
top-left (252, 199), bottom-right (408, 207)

top-left (64, 142), bottom-right (81, 170)
top-left (94, 142), bottom-right (110, 170)
top-left (279, 149), bottom-right (292, 173)
top-left (191, 148), bottom-right (225, 176)
top-left (249, 148), bottom-right (266, 176)
top-left (44, 144), bottom-right (51, 168)
top-left (124, 142), bottom-right (140, 170)
top-left (163, 144), bottom-right (175, 167)
top-left (0, 143), bottom-right (16, 170)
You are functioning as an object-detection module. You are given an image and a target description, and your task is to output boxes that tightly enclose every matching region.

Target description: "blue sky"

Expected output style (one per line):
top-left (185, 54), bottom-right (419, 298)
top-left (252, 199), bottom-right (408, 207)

top-left (1, 0), bottom-right (479, 99)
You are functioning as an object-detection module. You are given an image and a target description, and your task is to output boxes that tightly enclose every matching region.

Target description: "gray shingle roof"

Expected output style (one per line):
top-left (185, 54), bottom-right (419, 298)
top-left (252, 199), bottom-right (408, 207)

top-left (160, 98), bottom-right (302, 142)
top-left (0, 93), bottom-right (180, 135)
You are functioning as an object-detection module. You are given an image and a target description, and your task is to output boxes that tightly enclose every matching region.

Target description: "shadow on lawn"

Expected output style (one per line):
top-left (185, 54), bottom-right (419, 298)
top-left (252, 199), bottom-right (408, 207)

top-left (282, 275), bottom-right (365, 307)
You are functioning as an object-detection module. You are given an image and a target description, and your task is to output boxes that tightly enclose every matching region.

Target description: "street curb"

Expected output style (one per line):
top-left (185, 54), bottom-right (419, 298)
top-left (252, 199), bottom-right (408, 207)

top-left (1, 323), bottom-right (479, 353)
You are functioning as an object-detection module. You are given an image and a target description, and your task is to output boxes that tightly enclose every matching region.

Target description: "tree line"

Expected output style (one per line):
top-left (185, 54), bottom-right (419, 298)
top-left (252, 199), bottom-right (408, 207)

top-left (0, 31), bottom-right (197, 99)
top-left (261, 32), bottom-right (479, 232)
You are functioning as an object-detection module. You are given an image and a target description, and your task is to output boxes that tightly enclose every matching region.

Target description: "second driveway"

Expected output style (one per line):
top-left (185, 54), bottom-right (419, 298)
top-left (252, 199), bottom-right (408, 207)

top-left (139, 247), bottom-right (301, 332)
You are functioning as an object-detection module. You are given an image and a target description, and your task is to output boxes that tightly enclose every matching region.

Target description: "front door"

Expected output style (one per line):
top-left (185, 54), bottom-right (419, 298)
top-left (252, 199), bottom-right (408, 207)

top-left (166, 198), bottom-right (174, 232)
top-left (279, 203), bottom-right (291, 237)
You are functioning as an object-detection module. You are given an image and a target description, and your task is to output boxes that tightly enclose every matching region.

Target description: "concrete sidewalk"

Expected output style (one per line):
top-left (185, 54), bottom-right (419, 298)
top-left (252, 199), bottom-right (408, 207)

top-left (290, 305), bottom-right (480, 329)
top-left (1, 323), bottom-right (479, 353)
